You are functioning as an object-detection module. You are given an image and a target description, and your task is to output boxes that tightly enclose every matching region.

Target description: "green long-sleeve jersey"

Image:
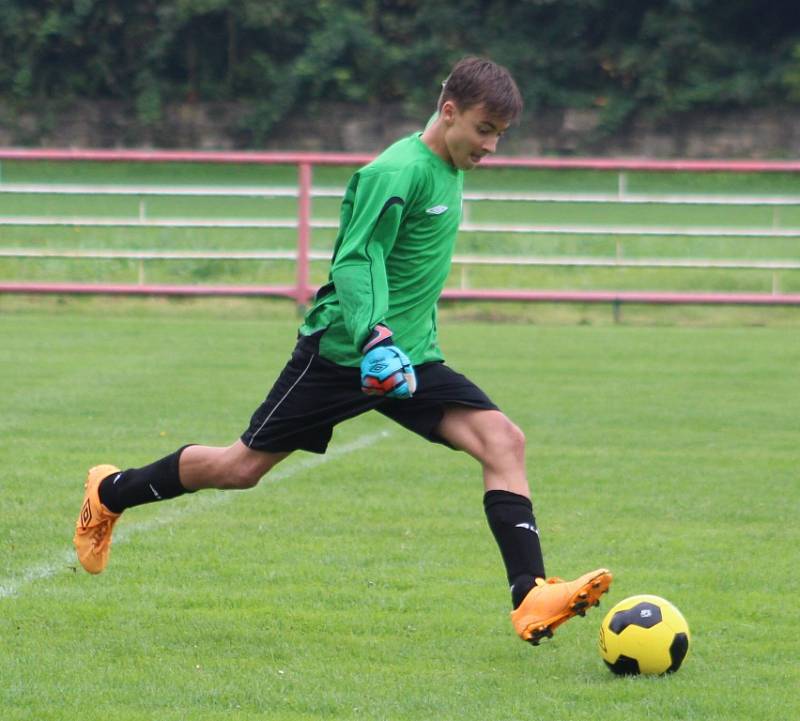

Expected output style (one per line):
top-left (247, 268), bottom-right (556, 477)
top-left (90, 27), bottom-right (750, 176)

top-left (299, 132), bottom-right (463, 367)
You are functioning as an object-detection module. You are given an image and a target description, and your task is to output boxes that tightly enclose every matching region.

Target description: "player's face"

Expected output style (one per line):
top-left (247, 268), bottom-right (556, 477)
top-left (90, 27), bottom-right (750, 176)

top-left (442, 101), bottom-right (510, 170)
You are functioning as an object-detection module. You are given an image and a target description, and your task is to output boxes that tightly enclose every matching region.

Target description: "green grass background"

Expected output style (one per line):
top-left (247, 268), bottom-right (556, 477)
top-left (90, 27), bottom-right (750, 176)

top-left (1, 299), bottom-right (798, 720)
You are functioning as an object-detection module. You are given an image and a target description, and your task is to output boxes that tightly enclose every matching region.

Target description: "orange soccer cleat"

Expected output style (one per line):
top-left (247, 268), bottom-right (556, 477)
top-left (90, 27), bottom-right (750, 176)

top-left (511, 568), bottom-right (613, 645)
top-left (73, 464), bottom-right (122, 574)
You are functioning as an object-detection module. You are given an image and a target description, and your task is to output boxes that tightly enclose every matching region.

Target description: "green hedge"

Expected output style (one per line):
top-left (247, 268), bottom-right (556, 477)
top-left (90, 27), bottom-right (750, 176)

top-left (2, 0), bottom-right (799, 142)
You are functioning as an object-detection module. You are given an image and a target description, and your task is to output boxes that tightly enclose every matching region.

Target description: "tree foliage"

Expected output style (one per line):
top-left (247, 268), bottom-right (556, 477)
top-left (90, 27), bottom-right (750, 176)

top-left (1, 0), bottom-right (799, 140)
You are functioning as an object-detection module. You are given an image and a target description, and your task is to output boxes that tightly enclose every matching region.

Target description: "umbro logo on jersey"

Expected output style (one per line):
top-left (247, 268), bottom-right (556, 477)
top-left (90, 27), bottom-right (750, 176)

top-left (425, 204), bottom-right (449, 215)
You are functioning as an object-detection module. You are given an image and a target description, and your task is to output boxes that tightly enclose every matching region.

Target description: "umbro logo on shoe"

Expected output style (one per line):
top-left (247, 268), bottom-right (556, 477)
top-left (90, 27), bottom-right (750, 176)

top-left (425, 205), bottom-right (449, 215)
top-left (80, 499), bottom-right (92, 529)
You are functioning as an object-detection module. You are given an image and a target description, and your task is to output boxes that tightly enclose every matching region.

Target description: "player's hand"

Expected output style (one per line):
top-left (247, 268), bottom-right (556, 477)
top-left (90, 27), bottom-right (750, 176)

top-left (360, 345), bottom-right (417, 399)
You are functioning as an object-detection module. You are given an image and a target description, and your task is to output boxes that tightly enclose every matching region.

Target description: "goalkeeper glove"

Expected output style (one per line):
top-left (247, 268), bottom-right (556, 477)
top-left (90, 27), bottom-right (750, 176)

top-left (360, 325), bottom-right (417, 399)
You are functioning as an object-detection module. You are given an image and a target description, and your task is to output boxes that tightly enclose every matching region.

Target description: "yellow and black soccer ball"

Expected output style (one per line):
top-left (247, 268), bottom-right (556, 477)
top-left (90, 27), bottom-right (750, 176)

top-left (598, 594), bottom-right (690, 675)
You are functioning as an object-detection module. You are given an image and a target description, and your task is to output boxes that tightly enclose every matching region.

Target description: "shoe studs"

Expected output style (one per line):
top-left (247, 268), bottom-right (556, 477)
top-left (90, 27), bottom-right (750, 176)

top-left (527, 626), bottom-right (554, 646)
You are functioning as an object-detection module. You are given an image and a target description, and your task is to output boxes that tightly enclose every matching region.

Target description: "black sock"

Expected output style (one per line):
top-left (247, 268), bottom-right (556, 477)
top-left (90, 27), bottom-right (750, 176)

top-left (98, 445), bottom-right (194, 513)
top-left (483, 489), bottom-right (546, 608)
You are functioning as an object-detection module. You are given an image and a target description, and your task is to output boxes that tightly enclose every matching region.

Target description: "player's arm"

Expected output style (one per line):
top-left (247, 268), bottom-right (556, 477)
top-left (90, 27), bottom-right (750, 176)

top-left (330, 172), bottom-right (405, 350)
top-left (330, 169), bottom-right (418, 398)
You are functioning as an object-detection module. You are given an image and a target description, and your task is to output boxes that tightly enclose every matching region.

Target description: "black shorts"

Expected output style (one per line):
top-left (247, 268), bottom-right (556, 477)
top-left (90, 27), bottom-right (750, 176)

top-left (240, 332), bottom-right (499, 454)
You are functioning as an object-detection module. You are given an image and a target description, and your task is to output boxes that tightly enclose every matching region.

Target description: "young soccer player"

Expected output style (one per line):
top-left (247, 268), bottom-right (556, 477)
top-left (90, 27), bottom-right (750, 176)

top-left (74, 57), bottom-right (611, 645)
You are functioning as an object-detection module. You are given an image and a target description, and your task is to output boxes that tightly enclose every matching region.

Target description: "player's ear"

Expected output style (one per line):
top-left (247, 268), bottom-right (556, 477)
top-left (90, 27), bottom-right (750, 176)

top-left (440, 99), bottom-right (458, 125)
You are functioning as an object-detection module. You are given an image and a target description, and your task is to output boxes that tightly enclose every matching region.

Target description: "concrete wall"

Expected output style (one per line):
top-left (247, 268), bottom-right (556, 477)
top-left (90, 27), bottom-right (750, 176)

top-left (2, 99), bottom-right (799, 158)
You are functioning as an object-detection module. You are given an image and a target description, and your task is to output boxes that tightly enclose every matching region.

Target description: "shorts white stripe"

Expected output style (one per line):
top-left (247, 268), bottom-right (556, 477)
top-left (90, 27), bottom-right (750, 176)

top-left (246, 352), bottom-right (315, 447)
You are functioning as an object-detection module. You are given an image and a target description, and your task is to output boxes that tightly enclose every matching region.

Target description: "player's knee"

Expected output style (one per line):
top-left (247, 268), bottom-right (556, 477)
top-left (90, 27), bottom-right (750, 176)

top-left (482, 413), bottom-right (526, 463)
top-left (225, 460), bottom-right (265, 489)
top-left (216, 443), bottom-right (282, 490)
top-left (497, 418), bottom-right (526, 459)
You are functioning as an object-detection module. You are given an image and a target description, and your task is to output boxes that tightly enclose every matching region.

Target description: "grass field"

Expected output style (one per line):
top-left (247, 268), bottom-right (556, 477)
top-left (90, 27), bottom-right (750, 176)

top-left (1, 298), bottom-right (798, 720)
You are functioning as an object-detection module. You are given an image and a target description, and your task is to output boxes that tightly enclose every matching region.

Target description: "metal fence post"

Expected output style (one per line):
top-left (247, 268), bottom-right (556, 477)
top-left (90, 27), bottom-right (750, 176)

top-left (296, 161), bottom-right (312, 314)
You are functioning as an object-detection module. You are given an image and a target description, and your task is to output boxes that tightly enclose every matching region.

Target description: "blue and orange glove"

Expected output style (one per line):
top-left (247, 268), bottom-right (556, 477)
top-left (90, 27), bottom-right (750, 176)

top-left (360, 325), bottom-right (417, 399)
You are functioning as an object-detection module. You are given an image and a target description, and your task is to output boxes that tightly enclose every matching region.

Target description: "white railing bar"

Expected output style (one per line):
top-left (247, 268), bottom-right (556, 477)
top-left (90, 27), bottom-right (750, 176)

top-left (323, 188), bottom-right (800, 206)
top-left (451, 255), bottom-right (800, 270)
top-left (0, 248), bottom-right (328, 261)
top-left (2, 247), bottom-right (799, 270)
top-left (0, 183), bottom-right (299, 197)
top-left (458, 222), bottom-right (800, 238)
top-left (0, 217), bottom-right (310, 229)
top-left (461, 191), bottom-right (800, 206)
top-left (2, 182), bottom-right (800, 206)
top-left (3, 215), bottom-right (800, 237)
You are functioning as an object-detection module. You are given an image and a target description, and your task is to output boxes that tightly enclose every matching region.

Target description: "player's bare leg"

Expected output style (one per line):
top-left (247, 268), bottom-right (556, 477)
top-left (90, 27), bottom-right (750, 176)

top-left (436, 405), bottom-right (611, 644)
top-left (179, 441), bottom-right (289, 490)
top-left (436, 406), bottom-right (529, 495)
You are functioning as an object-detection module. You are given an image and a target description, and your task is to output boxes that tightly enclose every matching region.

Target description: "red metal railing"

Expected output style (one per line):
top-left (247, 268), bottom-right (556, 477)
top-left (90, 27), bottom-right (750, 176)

top-left (2, 147), bottom-right (800, 309)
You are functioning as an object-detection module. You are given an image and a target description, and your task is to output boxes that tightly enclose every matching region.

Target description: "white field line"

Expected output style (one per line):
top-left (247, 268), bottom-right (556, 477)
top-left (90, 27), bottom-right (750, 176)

top-left (0, 431), bottom-right (389, 600)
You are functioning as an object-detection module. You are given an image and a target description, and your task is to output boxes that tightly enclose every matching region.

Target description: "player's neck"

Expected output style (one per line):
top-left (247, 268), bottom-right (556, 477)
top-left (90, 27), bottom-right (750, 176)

top-left (421, 121), bottom-right (453, 167)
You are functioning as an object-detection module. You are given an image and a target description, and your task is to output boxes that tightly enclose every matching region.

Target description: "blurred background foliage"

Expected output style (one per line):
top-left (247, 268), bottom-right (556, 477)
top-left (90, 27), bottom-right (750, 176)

top-left (1, 0), bottom-right (800, 141)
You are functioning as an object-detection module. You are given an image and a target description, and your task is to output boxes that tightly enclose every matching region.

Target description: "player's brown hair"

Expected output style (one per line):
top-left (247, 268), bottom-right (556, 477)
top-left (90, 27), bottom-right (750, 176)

top-left (437, 57), bottom-right (523, 123)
